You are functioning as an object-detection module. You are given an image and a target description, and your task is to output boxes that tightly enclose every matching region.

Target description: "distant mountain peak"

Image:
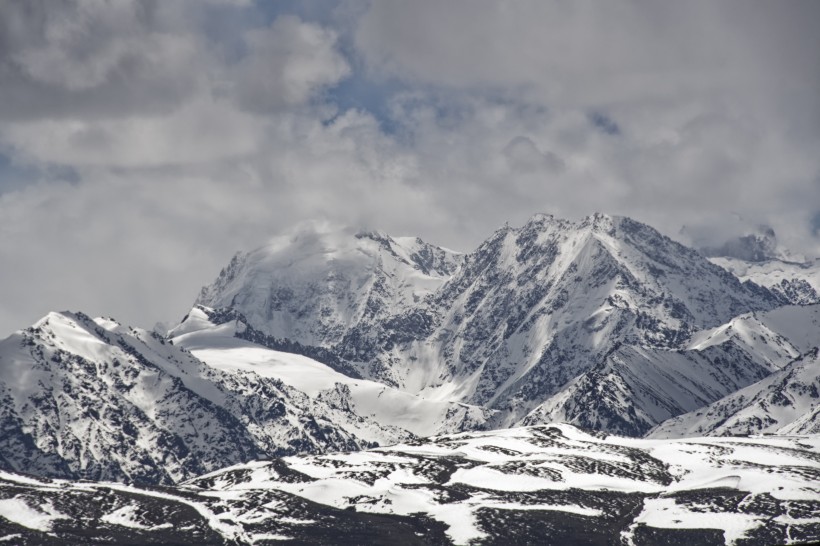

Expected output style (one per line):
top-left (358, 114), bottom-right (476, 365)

top-left (580, 211), bottom-right (619, 231)
top-left (700, 225), bottom-right (780, 262)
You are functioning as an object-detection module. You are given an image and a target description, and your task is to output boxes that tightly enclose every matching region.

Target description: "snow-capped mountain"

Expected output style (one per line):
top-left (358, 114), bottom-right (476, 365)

top-left (523, 303), bottom-right (820, 436)
top-left (2, 425), bottom-right (818, 545)
top-left (196, 221), bottom-right (462, 347)
top-left (1, 212), bottom-right (819, 544)
top-left (650, 348), bottom-right (820, 438)
top-left (649, 304), bottom-right (820, 438)
top-left (198, 213), bottom-right (783, 431)
top-left (694, 224), bottom-right (819, 304)
top-left (0, 306), bottom-right (493, 484)
top-left (699, 225), bottom-right (783, 263)
top-left (520, 342), bottom-right (779, 436)
top-left (710, 256), bottom-right (820, 305)
top-left (0, 311), bottom-right (422, 484)
top-left (0, 213), bottom-right (815, 486)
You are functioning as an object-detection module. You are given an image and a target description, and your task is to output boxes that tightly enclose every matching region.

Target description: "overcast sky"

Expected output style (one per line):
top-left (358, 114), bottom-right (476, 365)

top-left (1, 0), bottom-right (819, 334)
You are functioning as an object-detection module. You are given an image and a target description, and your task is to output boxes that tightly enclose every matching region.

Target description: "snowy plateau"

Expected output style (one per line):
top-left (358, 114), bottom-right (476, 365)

top-left (0, 213), bottom-right (819, 545)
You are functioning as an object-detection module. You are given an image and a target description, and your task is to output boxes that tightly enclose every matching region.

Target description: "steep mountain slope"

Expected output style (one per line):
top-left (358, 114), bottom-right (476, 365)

top-left (710, 256), bottom-right (820, 305)
top-left (196, 221), bottom-right (462, 347)
top-left (349, 214), bottom-right (782, 419)
top-left (0, 311), bottom-right (416, 484)
top-left (525, 304), bottom-right (820, 436)
top-left (520, 342), bottom-right (779, 436)
top-left (647, 304), bottom-right (820, 438)
top-left (2, 425), bottom-right (818, 545)
top-left (650, 348), bottom-right (820, 438)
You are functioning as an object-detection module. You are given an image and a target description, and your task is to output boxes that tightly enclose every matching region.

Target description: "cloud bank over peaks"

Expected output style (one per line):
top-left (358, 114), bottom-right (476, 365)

top-left (0, 0), bottom-right (818, 335)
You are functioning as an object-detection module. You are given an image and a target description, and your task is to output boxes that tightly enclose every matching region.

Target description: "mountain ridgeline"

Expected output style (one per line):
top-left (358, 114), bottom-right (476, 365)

top-left (1, 212), bottom-right (817, 488)
top-left (197, 214), bottom-right (787, 432)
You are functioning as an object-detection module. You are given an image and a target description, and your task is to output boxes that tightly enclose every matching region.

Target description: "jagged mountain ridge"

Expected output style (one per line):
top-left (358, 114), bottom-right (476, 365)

top-left (1, 213), bottom-right (817, 544)
top-left (0, 213), bottom-right (814, 489)
top-left (0, 304), bottom-right (496, 484)
top-left (650, 348), bottom-right (820, 438)
top-left (520, 303), bottom-right (819, 436)
top-left (198, 213), bottom-right (784, 428)
top-left (520, 341), bottom-right (779, 436)
top-left (0, 311), bottom-right (427, 484)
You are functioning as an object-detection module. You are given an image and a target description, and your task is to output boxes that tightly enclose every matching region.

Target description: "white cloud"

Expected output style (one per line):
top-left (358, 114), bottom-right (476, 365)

top-left (352, 1), bottom-right (820, 251)
top-left (233, 15), bottom-right (351, 111)
top-left (2, 97), bottom-right (263, 167)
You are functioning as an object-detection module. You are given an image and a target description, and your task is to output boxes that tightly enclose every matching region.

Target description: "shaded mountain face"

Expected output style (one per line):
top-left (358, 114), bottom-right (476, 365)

top-left (1, 424), bottom-right (818, 546)
top-left (522, 303), bottom-right (820, 437)
top-left (650, 348), bottom-right (820, 438)
top-left (521, 342), bottom-right (779, 437)
top-left (198, 213), bottom-right (783, 426)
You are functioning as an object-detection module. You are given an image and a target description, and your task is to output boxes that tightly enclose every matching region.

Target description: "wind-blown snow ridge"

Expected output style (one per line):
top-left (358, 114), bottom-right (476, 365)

top-left (196, 220), bottom-right (462, 347)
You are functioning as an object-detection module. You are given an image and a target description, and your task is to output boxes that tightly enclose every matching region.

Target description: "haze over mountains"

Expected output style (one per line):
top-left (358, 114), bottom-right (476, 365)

top-left (0, 213), bottom-right (818, 544)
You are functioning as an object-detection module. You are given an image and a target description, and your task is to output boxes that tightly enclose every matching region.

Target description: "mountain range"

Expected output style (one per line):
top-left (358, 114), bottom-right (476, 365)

top-left (0, 213), bottom-right (818, 544)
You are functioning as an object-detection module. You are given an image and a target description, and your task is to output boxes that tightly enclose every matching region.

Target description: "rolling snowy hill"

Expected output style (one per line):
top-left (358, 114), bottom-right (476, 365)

top-left (1, 425), bottom-right (818, 545)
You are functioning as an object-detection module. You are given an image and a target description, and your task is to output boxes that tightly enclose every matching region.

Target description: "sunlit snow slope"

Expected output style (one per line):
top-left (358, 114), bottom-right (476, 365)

top-left (170, 306), bottom-right (492, 438)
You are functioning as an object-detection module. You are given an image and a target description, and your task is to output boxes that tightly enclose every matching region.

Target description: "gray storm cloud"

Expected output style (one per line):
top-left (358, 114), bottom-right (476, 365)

top-left (0, 0), bottom-right (818, 334)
